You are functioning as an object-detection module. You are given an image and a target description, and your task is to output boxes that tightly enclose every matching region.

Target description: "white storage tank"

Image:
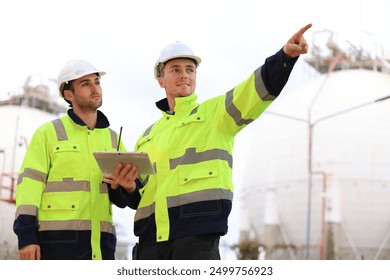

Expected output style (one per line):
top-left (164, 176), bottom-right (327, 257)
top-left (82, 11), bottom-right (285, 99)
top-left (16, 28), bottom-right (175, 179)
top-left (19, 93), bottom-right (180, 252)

top-left (237, 31), bottom-right (390, 260)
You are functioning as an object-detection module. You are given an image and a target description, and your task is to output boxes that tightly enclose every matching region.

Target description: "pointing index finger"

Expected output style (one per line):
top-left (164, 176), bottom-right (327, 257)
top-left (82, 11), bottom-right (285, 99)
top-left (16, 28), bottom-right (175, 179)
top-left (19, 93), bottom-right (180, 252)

top-left (293, 23), bottom-right (312, 42)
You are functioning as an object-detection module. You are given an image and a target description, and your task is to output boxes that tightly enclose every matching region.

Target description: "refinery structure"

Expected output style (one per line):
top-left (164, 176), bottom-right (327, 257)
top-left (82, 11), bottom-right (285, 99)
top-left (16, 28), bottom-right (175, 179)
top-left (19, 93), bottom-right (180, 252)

top-left (0, 76), bottom-right (67, 259)
top-left (236, 30), bottom-right (390, 260)
top-left (2, 29), bottom-right (390, 260)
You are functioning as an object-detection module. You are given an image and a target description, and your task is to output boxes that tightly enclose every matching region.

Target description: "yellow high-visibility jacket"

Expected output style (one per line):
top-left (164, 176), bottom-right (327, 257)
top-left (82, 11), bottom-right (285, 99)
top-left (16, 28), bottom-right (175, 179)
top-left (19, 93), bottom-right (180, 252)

top-left (132, 48), bottom-right (298, 246)
top-left (13, 110), bottom-right (125, 260)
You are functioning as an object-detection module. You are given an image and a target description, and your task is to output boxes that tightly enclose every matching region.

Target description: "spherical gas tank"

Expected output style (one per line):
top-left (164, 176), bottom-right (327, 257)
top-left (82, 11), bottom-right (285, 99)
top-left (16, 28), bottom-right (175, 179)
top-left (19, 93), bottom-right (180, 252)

top-left (239, 69), bottom-right (390, 259)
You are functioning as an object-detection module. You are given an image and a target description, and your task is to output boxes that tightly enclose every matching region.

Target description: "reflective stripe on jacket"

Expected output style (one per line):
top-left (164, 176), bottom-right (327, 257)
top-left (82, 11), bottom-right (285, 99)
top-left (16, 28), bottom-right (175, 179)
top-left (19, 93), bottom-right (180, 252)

top-left (14, 110), bottom-right (123, 259)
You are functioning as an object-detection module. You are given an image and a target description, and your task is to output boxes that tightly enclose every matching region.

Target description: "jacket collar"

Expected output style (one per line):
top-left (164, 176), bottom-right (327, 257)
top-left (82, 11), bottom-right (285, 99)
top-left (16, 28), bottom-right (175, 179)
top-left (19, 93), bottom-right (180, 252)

top-left (67, 109), bottom-right (110, 129)
top-left (156, 94), bottom-right (199, 115)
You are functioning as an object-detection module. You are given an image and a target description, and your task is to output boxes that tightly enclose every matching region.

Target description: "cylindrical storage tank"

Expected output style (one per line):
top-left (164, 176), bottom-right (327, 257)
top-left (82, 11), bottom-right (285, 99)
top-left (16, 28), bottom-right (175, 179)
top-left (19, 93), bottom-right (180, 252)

top-left (239, 69), bottom-right (390, 260)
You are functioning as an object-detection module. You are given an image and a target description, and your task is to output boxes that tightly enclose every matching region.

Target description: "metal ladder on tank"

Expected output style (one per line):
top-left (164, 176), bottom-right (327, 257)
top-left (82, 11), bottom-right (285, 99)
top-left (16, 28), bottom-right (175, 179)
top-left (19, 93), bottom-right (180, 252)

top-left (0, 172), bottom-right (17, 204)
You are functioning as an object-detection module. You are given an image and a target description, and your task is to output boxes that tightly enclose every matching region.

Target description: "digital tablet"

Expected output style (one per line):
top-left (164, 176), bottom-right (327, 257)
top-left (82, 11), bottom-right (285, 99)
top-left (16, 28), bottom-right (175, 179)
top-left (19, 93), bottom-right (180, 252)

top-left (93, 151), bottom-right (155, 175)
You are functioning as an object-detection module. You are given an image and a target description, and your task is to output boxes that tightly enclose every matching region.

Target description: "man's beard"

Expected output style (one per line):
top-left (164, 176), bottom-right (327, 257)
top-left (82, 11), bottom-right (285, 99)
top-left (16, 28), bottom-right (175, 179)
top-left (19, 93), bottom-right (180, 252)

top-left (74, 95), bottom-right (102, 112)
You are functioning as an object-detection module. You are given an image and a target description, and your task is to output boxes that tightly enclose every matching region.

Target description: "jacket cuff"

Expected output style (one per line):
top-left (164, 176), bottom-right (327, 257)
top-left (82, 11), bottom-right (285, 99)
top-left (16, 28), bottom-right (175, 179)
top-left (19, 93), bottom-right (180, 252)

top-left (13, 215), bottom-right (39, 249)
top-left (261, 47), bottom-right (299, 96)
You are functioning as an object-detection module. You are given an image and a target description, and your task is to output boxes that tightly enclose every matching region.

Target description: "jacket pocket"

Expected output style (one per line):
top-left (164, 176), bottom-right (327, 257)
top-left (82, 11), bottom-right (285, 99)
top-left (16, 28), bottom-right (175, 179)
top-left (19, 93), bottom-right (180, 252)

top-left (178, 164), bottom-right (219, 186)
top-left (177, 164), bottom-right (221, 217)
top-left (51, 141), bottom-right (81, 154)
top-left (41, 192), bottom-right (81, 211)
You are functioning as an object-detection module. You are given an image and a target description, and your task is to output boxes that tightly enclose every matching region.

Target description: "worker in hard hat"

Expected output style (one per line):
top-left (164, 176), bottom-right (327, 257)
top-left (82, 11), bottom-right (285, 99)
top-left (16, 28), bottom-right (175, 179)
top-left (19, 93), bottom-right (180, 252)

top-left (123, 23), bottom-right (312, 260)
top-left (13, 59), bottom-right (139, 260)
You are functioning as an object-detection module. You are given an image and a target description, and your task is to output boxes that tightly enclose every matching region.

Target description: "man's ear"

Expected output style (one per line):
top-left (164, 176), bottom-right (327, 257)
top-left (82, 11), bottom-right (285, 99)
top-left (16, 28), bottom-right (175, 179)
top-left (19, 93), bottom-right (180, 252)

top-left (63, 89), bottom-right (74, 101)
top-left (157, 77), bottom-right (164, 88)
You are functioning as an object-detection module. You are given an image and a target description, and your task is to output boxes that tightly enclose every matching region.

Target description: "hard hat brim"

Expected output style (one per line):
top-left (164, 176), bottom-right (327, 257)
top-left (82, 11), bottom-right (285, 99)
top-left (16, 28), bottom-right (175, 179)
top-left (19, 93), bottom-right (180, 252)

top-left (154, 55), bottom-right (201, 79)
top-left (59, 71), bottom-right (106, 97)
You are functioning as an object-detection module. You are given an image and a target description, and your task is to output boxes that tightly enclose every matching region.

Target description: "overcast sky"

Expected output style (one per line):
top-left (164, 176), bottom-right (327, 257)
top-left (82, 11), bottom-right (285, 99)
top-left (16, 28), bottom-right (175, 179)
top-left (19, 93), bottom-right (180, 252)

top-left (1, 0), bottom-right (389, 145)
top-left (1, 0), bottom-right (389, 258)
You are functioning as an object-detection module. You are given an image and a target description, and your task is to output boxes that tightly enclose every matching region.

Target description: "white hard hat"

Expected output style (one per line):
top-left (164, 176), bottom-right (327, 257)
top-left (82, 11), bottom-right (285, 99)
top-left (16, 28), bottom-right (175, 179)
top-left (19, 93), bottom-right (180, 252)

top-left (154, 41), bottom-right (201, 79)
top-left (58, 59), bottom-right (106, 97)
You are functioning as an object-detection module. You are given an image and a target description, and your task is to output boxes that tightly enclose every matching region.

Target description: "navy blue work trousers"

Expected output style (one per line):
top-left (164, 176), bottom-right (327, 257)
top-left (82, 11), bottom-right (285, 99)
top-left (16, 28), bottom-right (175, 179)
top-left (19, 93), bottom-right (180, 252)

top-left (134, 234), bottom-right (221, 260)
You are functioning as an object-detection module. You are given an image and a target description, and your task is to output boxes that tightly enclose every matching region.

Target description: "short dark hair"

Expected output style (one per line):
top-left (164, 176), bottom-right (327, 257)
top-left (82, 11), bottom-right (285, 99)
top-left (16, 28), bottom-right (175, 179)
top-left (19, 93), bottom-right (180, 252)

top-left (62, 81), bottom-right (74, 107)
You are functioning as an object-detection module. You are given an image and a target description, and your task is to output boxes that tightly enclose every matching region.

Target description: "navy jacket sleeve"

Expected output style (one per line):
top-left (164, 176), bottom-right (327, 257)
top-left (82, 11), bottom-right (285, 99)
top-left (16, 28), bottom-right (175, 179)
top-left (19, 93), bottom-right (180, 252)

top-left (108, 179), bottom-right (142, 209)
top-left (13, 215), bottom-right (39, 249)
top-left (261, 47), bottom-right (299, 97)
